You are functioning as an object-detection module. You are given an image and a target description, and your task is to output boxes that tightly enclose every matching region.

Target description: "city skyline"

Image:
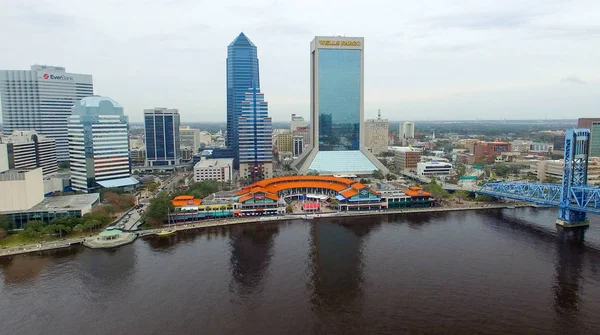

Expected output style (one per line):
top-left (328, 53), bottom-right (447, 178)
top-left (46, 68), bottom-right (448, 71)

top-left (0, 1), bottom-right (599, 123)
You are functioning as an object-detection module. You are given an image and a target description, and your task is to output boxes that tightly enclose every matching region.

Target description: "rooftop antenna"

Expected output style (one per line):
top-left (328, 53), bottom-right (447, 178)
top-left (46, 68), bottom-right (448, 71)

top-left (377, 109), bottom-right (381, 120)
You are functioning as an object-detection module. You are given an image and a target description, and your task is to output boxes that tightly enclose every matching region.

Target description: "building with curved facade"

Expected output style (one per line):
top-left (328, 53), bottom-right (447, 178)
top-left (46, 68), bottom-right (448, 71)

top-left (68, 96), bottom-right (136, 193)
top-left (168, 176), bottom-right (432, 223)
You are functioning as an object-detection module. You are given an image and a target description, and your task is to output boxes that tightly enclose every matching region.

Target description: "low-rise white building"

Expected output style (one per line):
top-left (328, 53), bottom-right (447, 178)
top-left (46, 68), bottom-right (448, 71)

top-left (0, 168), bottom-right (44, 212)
top-left (417, 161), bottom-right (453, 176)
top-left (193, 158), bottom-right (233, 182)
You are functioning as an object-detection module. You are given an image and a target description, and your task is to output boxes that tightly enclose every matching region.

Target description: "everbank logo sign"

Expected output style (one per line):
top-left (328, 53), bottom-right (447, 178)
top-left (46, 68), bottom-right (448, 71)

top-left (42, 73), bottom-right (73, 81)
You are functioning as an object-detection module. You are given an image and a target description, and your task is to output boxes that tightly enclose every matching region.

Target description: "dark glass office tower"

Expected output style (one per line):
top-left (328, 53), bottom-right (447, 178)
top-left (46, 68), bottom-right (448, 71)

top-left (144, 108), bottom-right (181, 166)
top-left (226, 32), bottom-right (260, 168)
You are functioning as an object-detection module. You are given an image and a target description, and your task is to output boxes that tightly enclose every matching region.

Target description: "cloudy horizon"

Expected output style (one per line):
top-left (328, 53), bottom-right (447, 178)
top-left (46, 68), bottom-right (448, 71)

top-left (1, 0), bottom-right (598, 123)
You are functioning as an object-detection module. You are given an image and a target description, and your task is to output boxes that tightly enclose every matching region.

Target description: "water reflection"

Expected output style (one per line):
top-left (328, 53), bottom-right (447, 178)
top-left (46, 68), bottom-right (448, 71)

top-left (482, 210), bottom-right (590, 331)
top-left (553, 226), bottom-right (586, 333)
top-left (78, 244), bottom-right (136, 294)
top-left (0, 247), bottom-right (82, 284)
top-left (308, 218), bottom-right (379, 333)
top-left (228, 223), bottom-right (279, 295)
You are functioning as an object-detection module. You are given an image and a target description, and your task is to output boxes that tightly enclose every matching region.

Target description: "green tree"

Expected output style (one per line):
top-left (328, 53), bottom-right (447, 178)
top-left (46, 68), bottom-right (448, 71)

top-left (475, 194), bottom-right (493, 202)
top-left (454, 163), bottom-right (467, 178)
top-left (359, 178), bottom-right (371, 184)
top-left (307, 170), bottom-right (320, 176)
top-left (147, 182), bottom-right (160, 193)
top-left (455, 190), bottom-right (472, 201)
top-left (22, 220), bottom-right (45, 238)
top-left (424, 179), bottom-right (450, 199)
top-left (84, 219), bottom-right (102, 231)
top-left (72, 224), bottom-right (84, 233)
top-left (372, 169), bottom-right (385, 180)
top-left (385, 173), bottom-right (398, 181)
top-left (146, 192), bottom-right (174, 227)
top-left (0, 215), bottom-right (12, 237)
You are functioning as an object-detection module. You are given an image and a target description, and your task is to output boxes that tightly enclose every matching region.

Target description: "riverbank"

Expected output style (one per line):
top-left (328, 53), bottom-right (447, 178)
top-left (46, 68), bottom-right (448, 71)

top-left (139, 203), bottom-right (532, 235)
top-left (0, 203), bottom-right (532, 257)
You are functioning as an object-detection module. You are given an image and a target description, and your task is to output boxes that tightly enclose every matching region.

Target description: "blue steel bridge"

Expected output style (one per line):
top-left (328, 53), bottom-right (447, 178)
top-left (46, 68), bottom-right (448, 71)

top-left (476, 129), bottom-right (600, 227)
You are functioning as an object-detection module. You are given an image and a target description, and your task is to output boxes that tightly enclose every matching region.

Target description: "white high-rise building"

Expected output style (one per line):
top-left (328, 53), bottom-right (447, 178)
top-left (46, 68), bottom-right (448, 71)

top-left (399, 122), bottom-right (415, 139)
top-left (364, 110), bottom-right (389, 155)
top-left (290, 113), bottom-right (308, 132)
top-left (68, 96), bottom-right (135, 193)
top-left (0, 65), bottom-right (93, 161)
top-left (0, 130), bottom-right (57, 177)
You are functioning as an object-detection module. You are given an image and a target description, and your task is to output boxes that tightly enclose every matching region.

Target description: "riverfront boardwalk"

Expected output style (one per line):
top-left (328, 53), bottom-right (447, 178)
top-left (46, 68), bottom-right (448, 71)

top-left (0, 203), bottom-right (531, 257)
top-left (0, 238), bottom-right (84, 257)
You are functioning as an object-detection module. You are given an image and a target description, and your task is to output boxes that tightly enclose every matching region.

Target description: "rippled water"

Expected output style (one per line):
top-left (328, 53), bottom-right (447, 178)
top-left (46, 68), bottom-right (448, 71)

top-left (2, 208), bottom-right (600, 334)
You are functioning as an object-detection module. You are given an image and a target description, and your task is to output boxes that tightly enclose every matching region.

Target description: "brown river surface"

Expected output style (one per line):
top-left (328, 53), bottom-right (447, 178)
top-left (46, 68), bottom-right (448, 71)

top-left (2, 207), bottom-right (600, 334)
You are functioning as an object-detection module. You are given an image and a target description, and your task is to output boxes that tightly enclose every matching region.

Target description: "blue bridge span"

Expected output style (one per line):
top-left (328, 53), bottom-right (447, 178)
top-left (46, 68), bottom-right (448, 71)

top-left (476, 129), bottom-right (599, 227)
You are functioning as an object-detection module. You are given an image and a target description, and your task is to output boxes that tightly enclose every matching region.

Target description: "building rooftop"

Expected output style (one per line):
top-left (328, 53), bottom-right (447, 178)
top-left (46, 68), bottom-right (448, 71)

top-left (1, 130), bottom-right (53, 144)
top-left (194, 159), bottom-right (233, 169)
top-left (97, 177), bottom-right (139, 188)
top-left (229, 32), bottom-right (255, 47)
top-left (308, 151), bottom-right (377, 174)
top-left (202, 190), bottom-right (237, 204)
top-left (78, 96), bottom-right (122, 108)
top-left (99, 229), bottom-right (122, 237)
top-left (29, 193), bottom-right (100, 212)
top-left (0, 168), bottom-right (41, 181)
top-left (388, 146), bottom-right (422, 153)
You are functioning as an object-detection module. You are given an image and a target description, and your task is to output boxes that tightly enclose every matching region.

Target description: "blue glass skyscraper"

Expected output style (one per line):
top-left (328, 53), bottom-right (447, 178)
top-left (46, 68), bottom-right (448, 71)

top-left (227, 32), bottom-right (260, 168)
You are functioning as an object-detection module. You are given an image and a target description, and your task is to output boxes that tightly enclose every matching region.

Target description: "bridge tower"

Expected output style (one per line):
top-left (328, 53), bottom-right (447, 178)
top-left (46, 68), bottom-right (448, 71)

top-left (557, 129), bottom-right (590, 227)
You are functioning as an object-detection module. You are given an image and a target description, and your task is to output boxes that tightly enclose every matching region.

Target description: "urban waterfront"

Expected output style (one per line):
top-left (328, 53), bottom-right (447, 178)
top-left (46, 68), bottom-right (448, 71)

top-left (2, 208), bottom-right (600, 334)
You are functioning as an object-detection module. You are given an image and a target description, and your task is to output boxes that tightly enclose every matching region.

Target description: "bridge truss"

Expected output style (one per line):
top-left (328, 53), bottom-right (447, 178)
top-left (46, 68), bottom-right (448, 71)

top-left (477, 129), bottom-right (599, 227)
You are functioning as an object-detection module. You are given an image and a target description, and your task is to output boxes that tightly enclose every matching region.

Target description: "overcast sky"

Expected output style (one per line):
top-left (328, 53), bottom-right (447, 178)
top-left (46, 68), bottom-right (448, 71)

top-left (1, 0), bottom-right (598, 123)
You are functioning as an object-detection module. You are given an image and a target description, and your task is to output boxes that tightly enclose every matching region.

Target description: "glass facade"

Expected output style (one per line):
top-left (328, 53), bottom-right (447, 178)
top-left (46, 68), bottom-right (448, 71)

top-left (144, 108), bottom-right (181, 166)
top-left (68, 96), bottom-right (131, 193)
top-left (227, 33), bottom-right (260, 167)
top-left (317, 49), bottom-right (361, 151)
top-left (238, 88), bottom-right (272, 164)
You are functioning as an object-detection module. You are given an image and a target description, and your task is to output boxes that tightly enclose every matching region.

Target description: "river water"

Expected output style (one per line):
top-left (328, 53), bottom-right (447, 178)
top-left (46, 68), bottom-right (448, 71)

top-left (2, 208), bottom-right (600, 334)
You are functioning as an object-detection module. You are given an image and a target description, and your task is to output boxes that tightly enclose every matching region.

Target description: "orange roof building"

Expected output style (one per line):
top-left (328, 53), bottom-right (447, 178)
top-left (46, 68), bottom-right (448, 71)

top-left (171, 195), bottom-right (202, 207)
top-left (235, 176), bottom-right (381, 203)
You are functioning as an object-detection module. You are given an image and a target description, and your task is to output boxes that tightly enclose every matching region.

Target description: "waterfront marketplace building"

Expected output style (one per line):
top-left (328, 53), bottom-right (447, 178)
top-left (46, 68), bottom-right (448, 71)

top-left (168, 176), bottom-right (432, 223)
